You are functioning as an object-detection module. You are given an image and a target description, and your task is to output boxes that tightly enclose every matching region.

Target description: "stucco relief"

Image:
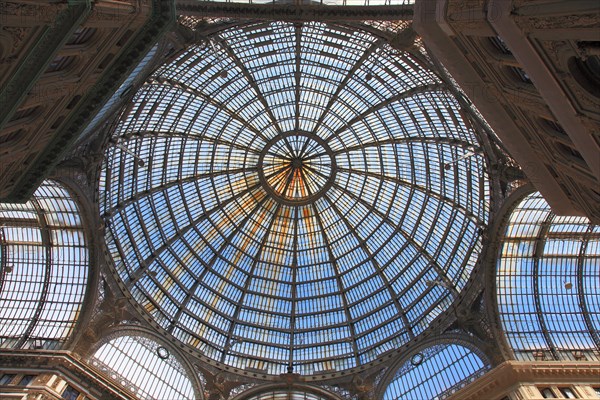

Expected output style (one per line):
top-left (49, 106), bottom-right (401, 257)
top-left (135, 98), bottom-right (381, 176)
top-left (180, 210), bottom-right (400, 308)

top-left (516, 14), bottom-right (600, 30)
top-left (0, 27), bottom-right (28, 59)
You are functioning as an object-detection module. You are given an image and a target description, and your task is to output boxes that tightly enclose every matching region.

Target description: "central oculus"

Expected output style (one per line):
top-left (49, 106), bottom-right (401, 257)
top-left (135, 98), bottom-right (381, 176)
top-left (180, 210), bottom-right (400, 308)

top-left (258, 132), bottom-right (336, 206)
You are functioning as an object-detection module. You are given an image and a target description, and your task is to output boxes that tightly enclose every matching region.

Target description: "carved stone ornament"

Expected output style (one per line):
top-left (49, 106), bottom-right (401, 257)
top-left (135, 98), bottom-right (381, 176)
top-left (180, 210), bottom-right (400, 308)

top-left (205, 372), bottom-right (231, 400)
top-left (25, 392), bottom-right (54, 400)
top-left (1, 26), bottom-right (28, 55)
top-left (446, 0), bottom-right (486, 17)
top-left (351, 374), bottom-right (375, 399)
top-left (0, 2), bottom-right (38, 17)
top-left (389, 26), bottom-right (417, 51)
top-left (541, 40), bottom-right (574, 66)
top-left (0, 2), bottom-right (61, 26)
top-left (519, 14), bottom-right (600, 30)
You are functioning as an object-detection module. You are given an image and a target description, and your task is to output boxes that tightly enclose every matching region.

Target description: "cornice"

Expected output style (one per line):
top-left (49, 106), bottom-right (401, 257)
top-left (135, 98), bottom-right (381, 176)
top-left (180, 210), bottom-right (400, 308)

top-left (447, 360), bottom-right (600, 400)
top-left (176, 0), bottom-right (413, 22)
top-left (0, 350), bottom-right (137, 399)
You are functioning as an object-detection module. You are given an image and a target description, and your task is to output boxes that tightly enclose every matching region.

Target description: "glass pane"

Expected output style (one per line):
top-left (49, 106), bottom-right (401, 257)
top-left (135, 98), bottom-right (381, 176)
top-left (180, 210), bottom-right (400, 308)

top-left (0, 180), bottom-right (89, 349)
top-left (100, 21), bottom-right (490, 375)
top-left (497, 192), bottom-right (599, 361)
top-left (384, 344), bottom-right (489, 400)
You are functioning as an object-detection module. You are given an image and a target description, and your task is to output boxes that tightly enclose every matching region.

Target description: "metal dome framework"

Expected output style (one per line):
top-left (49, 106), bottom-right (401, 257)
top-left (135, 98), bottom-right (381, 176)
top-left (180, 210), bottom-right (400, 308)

top-left (0, 180), bottom-right (89, 350)
top-left (497, 191), bottom-right (600, 361)
top-left (100, 20), bottom-right (491, 377)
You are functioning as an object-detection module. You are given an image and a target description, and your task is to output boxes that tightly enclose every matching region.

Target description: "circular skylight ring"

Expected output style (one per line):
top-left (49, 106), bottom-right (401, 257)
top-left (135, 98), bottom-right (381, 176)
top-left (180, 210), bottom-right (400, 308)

top-left (258, 131), bottom-right (337, 206)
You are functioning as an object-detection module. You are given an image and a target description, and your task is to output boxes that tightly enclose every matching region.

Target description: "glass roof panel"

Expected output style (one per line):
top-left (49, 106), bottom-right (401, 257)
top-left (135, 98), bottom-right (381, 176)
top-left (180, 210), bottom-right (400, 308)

top-left (100, 21), bottom-right (490, 376)
top-left (0, 180), bottom-right (88, 350)
top-left (383, 344), bottom-right (489, 400)
top-left (497, 192), bottom-right (600, 361)
top-left (91, 335), bottom-right (196, 400)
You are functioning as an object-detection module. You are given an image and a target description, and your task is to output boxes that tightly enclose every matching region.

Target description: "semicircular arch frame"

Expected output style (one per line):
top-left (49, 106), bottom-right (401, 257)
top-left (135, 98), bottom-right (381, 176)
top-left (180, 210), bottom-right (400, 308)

top-left (86, 324), bottom-right (205, 400)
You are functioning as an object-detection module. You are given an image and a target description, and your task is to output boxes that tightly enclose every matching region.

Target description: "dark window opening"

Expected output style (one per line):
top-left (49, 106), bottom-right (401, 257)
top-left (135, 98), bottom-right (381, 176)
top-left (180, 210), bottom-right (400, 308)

top-left (569, 55), bottom-right (600, 97)
top-left (8, 106), bottom-right (39, 122)
top-left (489, 36), bottom-right (511, 55)
top-left (66, 95), bottom-right (82, 110)
top-left (508, 66), bottom-right (532, 84)
top-left (559, 387), bottom-right (578, 398)
top-left (0, 129), bottom-right (24, 149)
top-left (62, 385), bottom-right (80, 400)
top-left (98, 53), bottom-right (115, 70)
top-left (0, 374), bottom-right (16, 384)
top-left (18, 375), bottom-right (35, 386)
top-left (50, 116), bottom-right (66, 130)
top-left (66, 27), bottom-right (96, 45)
top-left (540, 118), bottom-right (572, 144)
top-left (542, 118), bottom-right (568, 136)
top-left (45, 55), bottom-right (75, 73)
top-left (540, 387), bottom-right (557, 398)
top-left (116, 29), bottom-right (134, 47)
top-left (555, 142), bottom-right (587, 166)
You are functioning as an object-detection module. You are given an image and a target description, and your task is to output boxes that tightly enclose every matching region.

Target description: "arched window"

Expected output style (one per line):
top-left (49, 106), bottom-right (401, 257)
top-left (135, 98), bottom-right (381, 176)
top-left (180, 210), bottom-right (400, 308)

top-left (90, 334), bottom-right (197, 400)
top-left (568, 53), bottom-right (600, 98)
top-left (497, 192), bottom-right (599, 361)
top-left (383, 343), bottom-right (489, 400)
top-left (0, 180), bottom-right (89, 349)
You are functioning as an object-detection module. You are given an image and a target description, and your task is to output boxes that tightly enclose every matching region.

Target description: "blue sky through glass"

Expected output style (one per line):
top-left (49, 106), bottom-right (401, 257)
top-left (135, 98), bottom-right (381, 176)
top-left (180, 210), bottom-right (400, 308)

top-left (0, 180), bottom-right (88, 349)
top-left (383, 343), bottom-right (488, 400)
top-left (100, 21), bottom-right (490, 375)
top-left (497, 192), bottom-right (599, 361)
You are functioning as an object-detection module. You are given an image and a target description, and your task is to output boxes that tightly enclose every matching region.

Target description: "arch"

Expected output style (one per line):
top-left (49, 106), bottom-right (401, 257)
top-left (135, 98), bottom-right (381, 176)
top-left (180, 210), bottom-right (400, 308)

top-left (88, 326), bottom-right (204, 400)
top-left (0, 179), bottom-right (89, 349)
top-left (377, 334), bottom-right (490, 400)
top-left (375, 332), bottom-right (491, 400)
top-left (496, 191), bottom-right (600, 361)
top-left (568, 55), bottom-right (600, 98)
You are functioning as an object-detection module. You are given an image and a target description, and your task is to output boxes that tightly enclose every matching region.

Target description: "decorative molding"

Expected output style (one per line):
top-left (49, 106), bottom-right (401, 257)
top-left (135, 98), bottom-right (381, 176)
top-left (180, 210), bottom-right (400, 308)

top-left (0, 350), bottom-right (137, 399)
top-left (176, 1), bottom-right (413, 22)
top-left (516, 14), bottom-right (600, 30)
top-left (446, 360), bottom-right (600, 400)
top-left (1, 26), bottom-right (28, 56)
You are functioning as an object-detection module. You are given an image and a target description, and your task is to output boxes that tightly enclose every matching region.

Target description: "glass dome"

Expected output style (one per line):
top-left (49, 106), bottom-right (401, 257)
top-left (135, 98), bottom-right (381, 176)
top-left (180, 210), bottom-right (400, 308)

top-left (100, 21), bottom-right (490, 376)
